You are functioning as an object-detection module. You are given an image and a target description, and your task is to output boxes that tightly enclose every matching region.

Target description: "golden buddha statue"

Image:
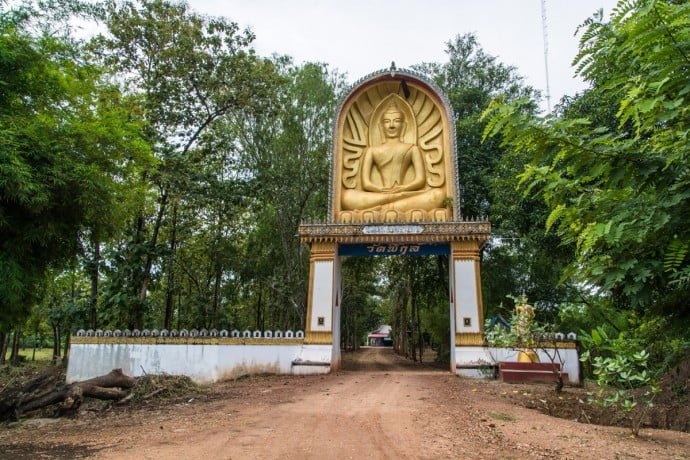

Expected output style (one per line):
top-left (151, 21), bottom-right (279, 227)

top-left (341, 96), bottom-right (446, 214)
top-left (515, 296), bottom-right (540, 363)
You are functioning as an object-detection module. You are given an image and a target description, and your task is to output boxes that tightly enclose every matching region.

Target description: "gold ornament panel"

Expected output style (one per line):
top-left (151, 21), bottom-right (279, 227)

top-left (333, 79), bottom-right (456, 224)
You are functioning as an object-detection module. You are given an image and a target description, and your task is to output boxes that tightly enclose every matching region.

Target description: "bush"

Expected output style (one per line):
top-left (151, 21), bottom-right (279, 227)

top-left (581, 348), bottom-right (660, 436)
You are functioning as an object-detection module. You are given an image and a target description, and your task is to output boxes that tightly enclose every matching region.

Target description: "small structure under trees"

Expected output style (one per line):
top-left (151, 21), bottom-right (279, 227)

top-left (367, 325), bottom-right (392, 347)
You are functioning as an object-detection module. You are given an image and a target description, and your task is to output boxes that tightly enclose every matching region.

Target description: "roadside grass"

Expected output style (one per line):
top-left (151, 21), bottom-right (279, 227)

top-left (3, 348), bottom-right (54, 362)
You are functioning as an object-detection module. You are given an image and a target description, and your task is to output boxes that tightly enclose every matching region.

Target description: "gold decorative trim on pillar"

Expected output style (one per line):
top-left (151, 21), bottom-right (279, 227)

top-left (455, 333), bottom-right (484, 347)
top-left (304, 331), bottom-right (333, 345)
top-left (451, 240), bottom-right (481, 261)
top-left (309, 242), bottom-right (338, 261)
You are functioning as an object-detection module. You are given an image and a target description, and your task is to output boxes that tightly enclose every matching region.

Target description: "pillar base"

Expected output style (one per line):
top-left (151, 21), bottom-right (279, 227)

top-left (291, 344), bottom-right (333, 375)
top-left (454, 346), bottom-right (496, 378)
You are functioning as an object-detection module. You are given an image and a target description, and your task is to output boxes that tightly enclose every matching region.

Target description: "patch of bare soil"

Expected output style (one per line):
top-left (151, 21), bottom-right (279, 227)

top-left (505, 358), bottom-right (690, 433)
top-left (1, 348), bottom-right (689, 459)
top-left (650, 358), bottom-right (690, 432)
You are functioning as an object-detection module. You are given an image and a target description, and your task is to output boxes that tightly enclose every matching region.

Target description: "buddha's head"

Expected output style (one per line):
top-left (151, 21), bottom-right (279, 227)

top-left (381, 101), bottom-right (405, 140)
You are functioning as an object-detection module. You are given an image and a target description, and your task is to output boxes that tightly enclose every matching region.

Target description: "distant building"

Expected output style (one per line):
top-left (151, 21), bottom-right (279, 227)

top-left (367, 325), bottom-right (392, 347)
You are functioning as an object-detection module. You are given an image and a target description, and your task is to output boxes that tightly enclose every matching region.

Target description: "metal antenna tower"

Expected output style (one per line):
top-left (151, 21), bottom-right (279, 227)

top-left (541, 0), bottom-right (552, 112)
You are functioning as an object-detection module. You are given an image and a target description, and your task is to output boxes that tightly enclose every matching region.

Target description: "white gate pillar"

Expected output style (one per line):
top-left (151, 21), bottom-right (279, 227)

top-left (304, 242), bottom-right (341, 369)
top-left (451, 240), bottom-right (488, 376)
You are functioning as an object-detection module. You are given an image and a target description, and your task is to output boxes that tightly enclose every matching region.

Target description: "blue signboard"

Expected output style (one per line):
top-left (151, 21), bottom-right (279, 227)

top-left (339, 243), bottom-right (450, 257)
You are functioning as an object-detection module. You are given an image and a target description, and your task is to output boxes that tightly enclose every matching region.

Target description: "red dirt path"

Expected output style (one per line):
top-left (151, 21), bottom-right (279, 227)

top-left (1, 348), bottom-right (689, 459)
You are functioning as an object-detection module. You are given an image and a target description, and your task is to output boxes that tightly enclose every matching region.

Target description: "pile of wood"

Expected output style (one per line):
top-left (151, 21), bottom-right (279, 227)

top-left (0, 368), bottom-right (137, 421)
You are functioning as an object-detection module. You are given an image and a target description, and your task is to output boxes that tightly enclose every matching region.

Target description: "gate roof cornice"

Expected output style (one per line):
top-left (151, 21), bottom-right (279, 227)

top-left (298, 221), bottom-right (490, 246)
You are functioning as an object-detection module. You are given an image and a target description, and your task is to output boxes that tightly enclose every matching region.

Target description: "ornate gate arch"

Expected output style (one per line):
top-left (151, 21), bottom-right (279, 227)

top-left (298, 67), bottom-right (491, 374)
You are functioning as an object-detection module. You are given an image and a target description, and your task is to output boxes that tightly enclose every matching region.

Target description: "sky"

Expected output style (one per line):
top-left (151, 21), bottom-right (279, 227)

top-left (189, 0), bottom-right (618, 112)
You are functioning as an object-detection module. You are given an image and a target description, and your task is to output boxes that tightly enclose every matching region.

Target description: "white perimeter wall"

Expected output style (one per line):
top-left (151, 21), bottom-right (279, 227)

top-left (67, 343), bottom-right (312, 384)
top-left (68, 343), bottom-right (580, 385)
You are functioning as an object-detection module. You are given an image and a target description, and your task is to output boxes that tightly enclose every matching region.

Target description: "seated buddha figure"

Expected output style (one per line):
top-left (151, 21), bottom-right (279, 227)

top-left (341, 98), bottom-right (445, 212)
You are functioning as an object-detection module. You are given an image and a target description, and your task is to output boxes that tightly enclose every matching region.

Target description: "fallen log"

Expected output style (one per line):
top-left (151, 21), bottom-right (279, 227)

top-left (0, 368), bottom-right (137, 421)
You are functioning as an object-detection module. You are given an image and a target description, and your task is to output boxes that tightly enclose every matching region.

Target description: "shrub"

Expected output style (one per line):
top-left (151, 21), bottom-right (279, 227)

top-left (581, 348), bottom-right (660, 436)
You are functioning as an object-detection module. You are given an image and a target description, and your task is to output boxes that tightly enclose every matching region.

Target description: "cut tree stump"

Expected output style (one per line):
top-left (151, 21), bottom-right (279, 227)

top-left (0, 368), bottom-right (138, 421)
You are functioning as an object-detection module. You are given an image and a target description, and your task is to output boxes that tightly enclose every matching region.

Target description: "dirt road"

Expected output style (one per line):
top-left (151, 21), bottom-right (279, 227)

top-left (1, 348), bottom-right (689, 459)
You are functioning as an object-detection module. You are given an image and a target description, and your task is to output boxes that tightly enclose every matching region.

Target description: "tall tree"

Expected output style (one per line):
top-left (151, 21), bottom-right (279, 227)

top-left (414, 35), bottom-right (573, 317)
top-left (233, 61), bottom-right (346, 330)
top-left (93, 0), bottom-right (280, 328)
top-left (483, 0), bottom-right (690, 321)
top-left (416, 34), bottom-right (537, 218)
top-left (0, 2), bottom-right (150, 329)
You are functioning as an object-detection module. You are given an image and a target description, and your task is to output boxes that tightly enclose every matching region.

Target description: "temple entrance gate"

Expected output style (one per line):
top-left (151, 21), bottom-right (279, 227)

top-left (297, 67), bottom-right (491, 375)
top-left (67, 68), bottom-right (580, 383)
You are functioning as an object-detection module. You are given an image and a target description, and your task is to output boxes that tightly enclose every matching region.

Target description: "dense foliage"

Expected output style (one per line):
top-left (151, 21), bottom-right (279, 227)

top-left (484, 0), bottom-right (690, 370)
top-left (0, 2), bottom-right (150, 328)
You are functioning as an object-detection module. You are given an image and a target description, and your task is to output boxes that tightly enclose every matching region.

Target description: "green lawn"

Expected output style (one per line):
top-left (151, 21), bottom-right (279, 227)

top-left (4, 348), bottom-right (54, 362)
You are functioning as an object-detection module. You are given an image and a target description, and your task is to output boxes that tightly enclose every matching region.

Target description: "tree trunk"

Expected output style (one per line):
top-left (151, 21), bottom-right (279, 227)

top-left (137, 189), bottom-right (169, 328)
top-left (62, 333), bottom-right (70, 365)
top-left (255, 284), bottom-right (263, 331)
top-left (89, 232), bottom-right (100, 330)
top-left (413, 286), bottom-right (423, 364)
top-left (409, 294), bottom-right (417, 362)
top-left (393, 300), bottom-right (398, 352)
top-left (401, 288), bottom-right (409, 358)
top-left (345, 308), bottom-right (350, 351)
top-left (342, 308), bottom-right (346, 351)
top-left (211, 263), bottom-right (222, 329)
top-left (210, 204), bottom-right (224, 330)
top-left (342, 303), bottom-right (348, 350)
top-left (32, 323), bottom-right (39, 362)
top-left (164, 202), bottom-right (178, 330)
top-left (353, 309), bottom-right (359, 351)
top-left (52, 324), bottom-right (61, 364)
top-left (10, 330), bottom-right (22, 366)
top-left (0, 368), bottom-right (138, 421)
top-left (140, 190), bottom-right (168, 303)
top-left (176, 289), bottom-right (183, 331)
top-left (0, 332), bottom-right (7, 365)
